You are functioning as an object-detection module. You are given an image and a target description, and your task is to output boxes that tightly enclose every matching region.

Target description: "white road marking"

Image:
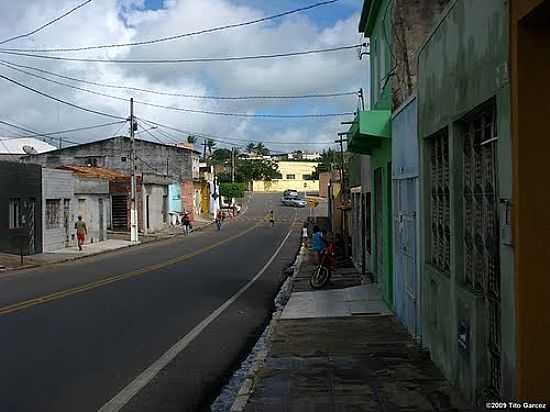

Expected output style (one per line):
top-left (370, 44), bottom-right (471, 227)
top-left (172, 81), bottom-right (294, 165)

top-left (98, 215), bottom-right (297, 412)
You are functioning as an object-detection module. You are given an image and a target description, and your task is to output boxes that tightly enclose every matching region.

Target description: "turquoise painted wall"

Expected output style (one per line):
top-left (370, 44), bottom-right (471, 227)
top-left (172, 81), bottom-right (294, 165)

top-left (417, 0), bottom-right (514, 402)
top-left (366, 0), bottom-right (393, 307)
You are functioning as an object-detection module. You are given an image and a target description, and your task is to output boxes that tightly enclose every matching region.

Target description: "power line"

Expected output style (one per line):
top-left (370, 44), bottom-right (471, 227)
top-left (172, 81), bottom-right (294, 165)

top-left (0, 120), bottom-right (125, 139)
top-left (0, 0), bottom-right (340, 53)
top-left (137, 116), bottom-right (336, 147)
top-left (0, 119), bottom-right (80, 146)
top-left (0, 73), bottom-right (125, 120)
top-left (0, 0), bottom-right (93, 46)
top-left (0, 59), bottom-right (357, 101)
top-left (0, 44), bottom-right (364, 64)
top-left (0, 63), bottom-right (355, 118)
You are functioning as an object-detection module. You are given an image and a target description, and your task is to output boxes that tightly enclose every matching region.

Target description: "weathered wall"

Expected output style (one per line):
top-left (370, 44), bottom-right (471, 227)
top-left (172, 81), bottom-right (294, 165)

top-left (510, 0), bottom-right (550, 400)
top-left (25, 136), bottom-right (198, 181)
top-left (391, 97), bottom-right (420, 338)
top-left (392, 0), bottom-right (450, 108)
top-left (417, 0), bottom-right (513, 402)
top-left (74, 175), bottom-right (110, 243)
top-left (42, 168), bottom-right (74, 252)
top-left (0, 161), bottom-right (43, 254)
top-left (142, 184), bottom-right (167, 233)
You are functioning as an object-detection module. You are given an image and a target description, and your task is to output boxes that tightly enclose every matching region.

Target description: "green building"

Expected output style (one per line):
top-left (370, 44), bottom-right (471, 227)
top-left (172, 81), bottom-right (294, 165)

top-left (348, 0), bottom-right (393, 306)
top-left (417, 0), bottom-right (514, 403)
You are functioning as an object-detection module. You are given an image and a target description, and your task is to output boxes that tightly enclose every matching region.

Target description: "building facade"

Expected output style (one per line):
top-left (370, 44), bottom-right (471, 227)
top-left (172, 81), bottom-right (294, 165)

top-left (42, 168), bottom-right (74, 252)
top-left (417, 0), bottom-right (514, 403)
top-left (348, 0), bottom-right (394, 306)
top-left (0, 161), bottom-right (43, 255)
top-left (252, 161), bottom-right (319, 193)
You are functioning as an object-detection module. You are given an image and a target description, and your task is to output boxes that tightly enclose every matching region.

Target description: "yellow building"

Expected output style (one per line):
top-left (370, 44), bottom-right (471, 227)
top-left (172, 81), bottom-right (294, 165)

top-left (252, 160), bottom-right (319, 193)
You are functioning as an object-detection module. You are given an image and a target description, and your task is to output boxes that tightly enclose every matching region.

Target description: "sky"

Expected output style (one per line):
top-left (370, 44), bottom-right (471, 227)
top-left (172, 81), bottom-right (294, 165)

top-left (0, 0), bottom-right (368, 154)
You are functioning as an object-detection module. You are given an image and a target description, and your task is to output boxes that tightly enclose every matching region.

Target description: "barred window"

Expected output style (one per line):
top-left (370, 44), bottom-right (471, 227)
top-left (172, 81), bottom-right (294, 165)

top-left (462, 107), bottom-right (499, 292)
top-left (9, 199), bottom-right (21, 229)
top-left (46, 199), bottom-right (61, 229)
top-left (428, 130), bottom-right (450, 274)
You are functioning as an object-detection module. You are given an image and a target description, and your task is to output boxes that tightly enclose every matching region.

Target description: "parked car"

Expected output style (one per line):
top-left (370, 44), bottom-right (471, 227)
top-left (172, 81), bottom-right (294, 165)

top-left (281, 196), bottom-right (306, 208)
top-left (283, 189), bottom-right (299, 198)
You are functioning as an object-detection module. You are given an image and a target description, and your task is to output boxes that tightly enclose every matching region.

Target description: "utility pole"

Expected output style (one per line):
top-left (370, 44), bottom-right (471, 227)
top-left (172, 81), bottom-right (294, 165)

top-left (336, 133), bottom-right (349, 258)
top-left (358, 88), bottom-right (365, 111)
top-left (202, 139), bottom-right (208, 161)
top-left (231, 147), bottom-right (235, 183)
top-left (129, 98), bottom-right (139, 244)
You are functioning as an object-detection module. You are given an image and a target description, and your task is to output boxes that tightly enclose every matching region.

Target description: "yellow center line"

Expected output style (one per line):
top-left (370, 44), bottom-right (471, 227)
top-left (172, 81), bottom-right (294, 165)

top-left (0, 223), bottom-right (261, 317)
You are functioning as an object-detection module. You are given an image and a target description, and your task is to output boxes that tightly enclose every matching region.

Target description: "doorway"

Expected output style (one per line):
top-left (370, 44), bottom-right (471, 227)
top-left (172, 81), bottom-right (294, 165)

top-left (98, 198), bottom-right (104, 241)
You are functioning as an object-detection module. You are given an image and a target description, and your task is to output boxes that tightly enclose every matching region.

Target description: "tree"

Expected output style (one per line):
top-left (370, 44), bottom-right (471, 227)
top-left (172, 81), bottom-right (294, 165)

top-left (210, 148), bottom-right (232, 165)
top-left (206, 139), bottom-right (216, 154)
top-left (254, 142), bottom-right (270, 156)
top-left (238, 158), bottom-right (279, 181)
top-left (246, 143), bottom-right (256, 154)
top-left (187, 135), bottom-right (197, 144)
top-left (312, 148), bottom-right (336, 179)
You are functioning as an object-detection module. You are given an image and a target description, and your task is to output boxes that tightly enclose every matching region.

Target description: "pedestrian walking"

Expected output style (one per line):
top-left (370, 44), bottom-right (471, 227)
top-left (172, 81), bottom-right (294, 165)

top-left (268, 210), bottom-right (275, 227)
top-left (182, 211), bottom-right (191, 235)
top-left (216, 210), bottom-right (223, 231)
top-left (302, 223), bottom-right (309, 245)
top-left (75, 215), bottom-right (88, 251)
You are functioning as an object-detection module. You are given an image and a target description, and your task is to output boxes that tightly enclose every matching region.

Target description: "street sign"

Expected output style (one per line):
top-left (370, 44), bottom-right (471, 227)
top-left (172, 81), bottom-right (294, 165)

top-left (307, 199), bottom-right (319, 208)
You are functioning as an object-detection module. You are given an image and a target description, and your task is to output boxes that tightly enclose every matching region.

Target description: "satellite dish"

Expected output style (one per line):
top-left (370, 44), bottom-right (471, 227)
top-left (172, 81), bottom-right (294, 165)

top-left (22, 145), bottom-right (38, 155)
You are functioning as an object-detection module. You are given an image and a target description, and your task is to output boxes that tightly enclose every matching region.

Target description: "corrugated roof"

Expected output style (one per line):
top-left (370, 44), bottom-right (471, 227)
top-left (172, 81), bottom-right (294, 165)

top-left (57, 165), bottom-right (128, 181)
top-left (0, 138), bottom-right (57, 155)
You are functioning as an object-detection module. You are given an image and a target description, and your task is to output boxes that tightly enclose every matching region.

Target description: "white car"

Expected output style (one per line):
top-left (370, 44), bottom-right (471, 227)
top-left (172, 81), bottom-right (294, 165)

top-left (281, 196), bottom-right (306, 208)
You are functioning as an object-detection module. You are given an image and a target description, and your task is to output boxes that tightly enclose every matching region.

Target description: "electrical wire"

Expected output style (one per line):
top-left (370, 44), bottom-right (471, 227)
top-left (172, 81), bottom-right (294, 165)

top-left (0, 119), bottom-right (81, 146)
top-left (0, 73), bottom-right (126, 120)
top-left (0, 0), bottom-right (340, 53)
top-left (0, 120), bottom-right (125, 139)
top-left (0, 59), bottom-right (357, 101)
top-left (0, 63), bottom-right (355, 119)
top-left (0, 44), bottom-right (364, 64)
top-left (137, 117), bottom-right (335, 147)
top-left (0, 0), bottom-right (93, 46)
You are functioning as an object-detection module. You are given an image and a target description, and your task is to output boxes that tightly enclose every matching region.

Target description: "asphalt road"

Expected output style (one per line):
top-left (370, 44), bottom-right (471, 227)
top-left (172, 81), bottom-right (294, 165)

top-left (0, 193), bottom-right (307, 412)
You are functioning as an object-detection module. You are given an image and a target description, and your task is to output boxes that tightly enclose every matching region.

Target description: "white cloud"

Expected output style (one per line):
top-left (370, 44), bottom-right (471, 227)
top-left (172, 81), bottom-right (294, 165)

top-left (0, 0), bottom-right (367, 151)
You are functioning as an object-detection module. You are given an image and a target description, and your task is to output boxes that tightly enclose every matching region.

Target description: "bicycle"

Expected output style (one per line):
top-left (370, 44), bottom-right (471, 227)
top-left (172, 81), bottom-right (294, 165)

top-left (309, 241), bottom-right (336, 289)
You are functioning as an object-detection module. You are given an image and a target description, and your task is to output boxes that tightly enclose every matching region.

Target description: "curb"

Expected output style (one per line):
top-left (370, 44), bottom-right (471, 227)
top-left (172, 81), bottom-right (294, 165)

top-left (229, 244), bottom-right (305, 412)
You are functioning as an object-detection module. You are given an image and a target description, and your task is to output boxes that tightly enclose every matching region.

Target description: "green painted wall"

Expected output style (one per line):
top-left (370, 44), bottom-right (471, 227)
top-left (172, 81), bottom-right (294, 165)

top-left (417, 0), bottom-right (514, 402)
top-left (369, 141), bottom-right (393, 306)
top-left (360, 0), bottom-right (394, 307)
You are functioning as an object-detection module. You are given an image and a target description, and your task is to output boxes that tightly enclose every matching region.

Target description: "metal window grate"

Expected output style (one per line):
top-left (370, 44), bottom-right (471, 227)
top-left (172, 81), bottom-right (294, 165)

top-left (428, 131), bottom-right (450, 274)
top-left (462, 105), bottom-right (501, 395)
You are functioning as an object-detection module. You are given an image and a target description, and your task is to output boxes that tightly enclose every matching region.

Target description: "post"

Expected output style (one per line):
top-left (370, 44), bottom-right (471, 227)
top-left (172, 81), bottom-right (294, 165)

top-left (129, 98), bottom-right (139, 244)
top-left (335, 135), bottom-right (348, 258)
top-left (231, 147), bottom-right (235, 183)
top-left (359, 88), bottom-right (365, 111)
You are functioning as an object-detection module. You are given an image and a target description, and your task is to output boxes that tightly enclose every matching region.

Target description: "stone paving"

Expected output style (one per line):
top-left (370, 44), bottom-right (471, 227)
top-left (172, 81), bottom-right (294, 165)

top-left (241, 250), bottom-right (471, 412)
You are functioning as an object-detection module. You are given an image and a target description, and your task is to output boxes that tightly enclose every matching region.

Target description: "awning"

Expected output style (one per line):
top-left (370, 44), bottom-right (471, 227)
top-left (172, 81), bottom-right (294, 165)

top-left (348, 110), bottom-right (391, 155)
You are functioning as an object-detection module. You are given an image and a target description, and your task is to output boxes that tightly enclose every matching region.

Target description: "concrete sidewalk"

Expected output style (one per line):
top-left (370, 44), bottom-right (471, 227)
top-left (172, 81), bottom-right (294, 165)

top-left (236, 249), bottom-right (470, 412)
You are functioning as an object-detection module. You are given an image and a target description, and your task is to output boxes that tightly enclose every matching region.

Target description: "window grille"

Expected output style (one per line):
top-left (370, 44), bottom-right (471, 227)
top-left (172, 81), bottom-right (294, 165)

top-left (462, 105), bottom-right (501, 395)
top-left (46, 199), bottom-right (61, 229)
top-left (428, 131), bottom-right (450, 273)
top-left (286, 174), bottom-right (295, 180)
top-left (9, 199), bottom-right (21, 229)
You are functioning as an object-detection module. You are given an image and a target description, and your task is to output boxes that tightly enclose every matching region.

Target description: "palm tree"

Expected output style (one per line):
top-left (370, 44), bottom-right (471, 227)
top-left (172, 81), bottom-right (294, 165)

top-left (246, 143), bottom-right (256, 154)
top-left (254, 142), bottom-right (270, 156)
top-left (206, 138), bottom-right (216, 154)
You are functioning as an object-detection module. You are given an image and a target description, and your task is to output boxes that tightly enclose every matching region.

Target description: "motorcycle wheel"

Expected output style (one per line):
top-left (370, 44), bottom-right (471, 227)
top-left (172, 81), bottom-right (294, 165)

top-left (309, 266), bottom-right (330, 289)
